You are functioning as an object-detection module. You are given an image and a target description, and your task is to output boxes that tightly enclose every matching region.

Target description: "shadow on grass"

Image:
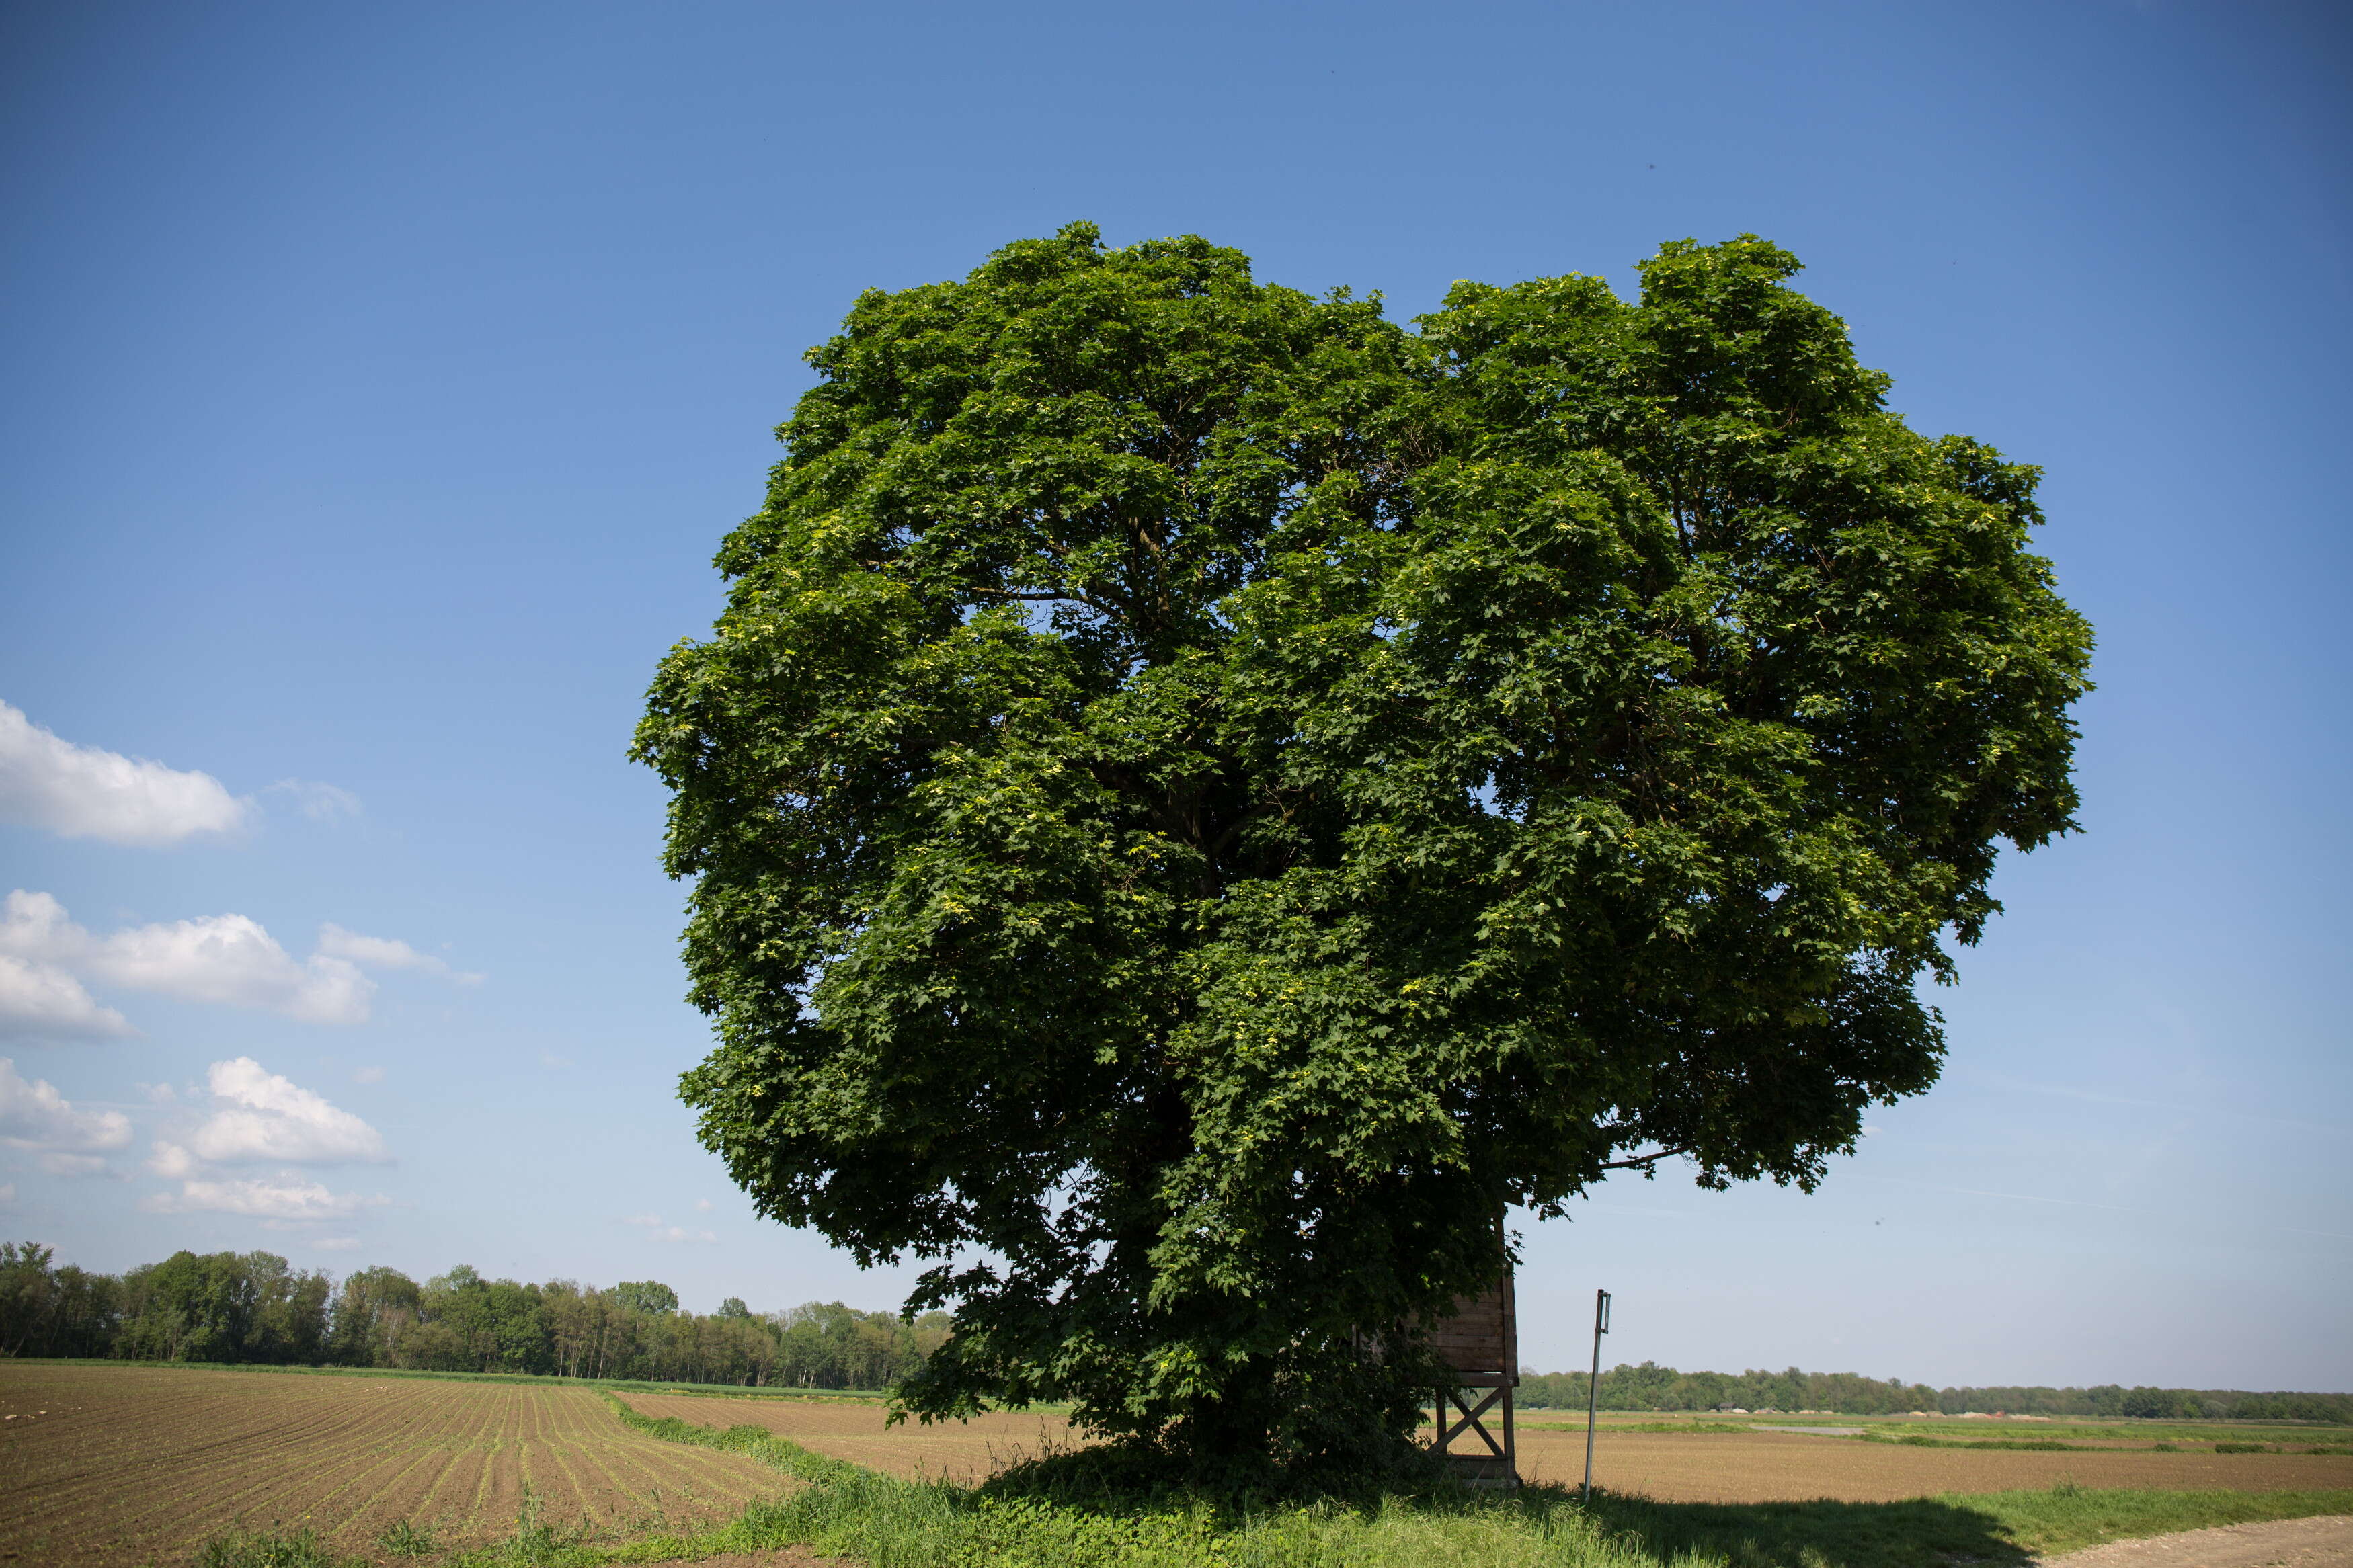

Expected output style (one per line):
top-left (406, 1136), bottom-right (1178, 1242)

top-left (977, 1444), bottom-right (2040, 1568)
top-left (1583, 1489), bottom-right (2036, 1568)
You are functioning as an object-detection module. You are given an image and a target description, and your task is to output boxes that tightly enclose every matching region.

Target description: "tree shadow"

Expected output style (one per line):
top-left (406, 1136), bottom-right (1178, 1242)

top-left (978, 1447), bottom-right (2036, 1568)
top-left (1570, 1487), bottom-right (2037, 1568)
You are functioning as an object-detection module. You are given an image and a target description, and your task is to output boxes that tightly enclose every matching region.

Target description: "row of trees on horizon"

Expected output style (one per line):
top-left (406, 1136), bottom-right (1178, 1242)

top-left (3, 1244), bottom-right (2342, 1423)
top-left (0, 1241), bottom-right (949, 1389)
top-left (1518, 1361), bottom-right (2352, 1423)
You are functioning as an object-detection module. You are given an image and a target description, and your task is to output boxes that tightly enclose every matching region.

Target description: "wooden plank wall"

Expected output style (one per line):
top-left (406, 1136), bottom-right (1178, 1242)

top-left (1429, 1270), bottom-right (1517, 1386)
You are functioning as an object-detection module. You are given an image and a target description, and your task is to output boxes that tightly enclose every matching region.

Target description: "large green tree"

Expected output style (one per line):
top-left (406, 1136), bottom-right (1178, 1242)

top-left (633, 224), bottom-right (2090, 1479)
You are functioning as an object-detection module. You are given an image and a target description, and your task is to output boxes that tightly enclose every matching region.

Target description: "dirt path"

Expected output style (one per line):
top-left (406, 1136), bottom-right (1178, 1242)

top-left (2043, 1516), bottom-right (2353, 1568)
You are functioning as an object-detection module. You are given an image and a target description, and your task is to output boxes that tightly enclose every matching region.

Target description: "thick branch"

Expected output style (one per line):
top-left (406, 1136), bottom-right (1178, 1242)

top-left (1597, 1146), bottom-right (1691, 1172)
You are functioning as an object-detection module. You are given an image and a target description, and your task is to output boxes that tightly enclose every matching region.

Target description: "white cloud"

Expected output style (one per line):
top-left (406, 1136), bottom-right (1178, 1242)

top-left (694, 1198), bottom-right (714, 1212)
top-left (317, 925), bottom-right (479, 984)
top-left (0, 892), bottom-right (469, 1028)
top-left (623, 1211), bottom-right (716, 1244)
top-left (315, 1236), bottom-right (360, 1250)
top-left (539, 1051), bottom-right (573, 1069)
top-left (0, 1183), bottom-right (15, 1207)
top-left (265, 780), bottom-right (362, 823)
top-left (147, 1140), bottom-right (200, 1178)
top-left (352, 1065), bottom-right (385, 1085)
top-left (184, 1057), bottom-right (389, 1165)
top-left (0, 954), bottom-right (135, 1042)
top-left (91, 913), bottom-right (372, 1024)
top-left (143, 1174), bottom-right (387, 1221)
top-left (0, 890), bottom-right (83, 964)
top-left (0, 700), bottom-right (249, 845)
top-left (0, 1059), bottom-right (132, 1155)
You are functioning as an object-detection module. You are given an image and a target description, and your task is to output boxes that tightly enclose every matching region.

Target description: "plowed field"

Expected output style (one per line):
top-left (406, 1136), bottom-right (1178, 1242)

top-left (0, 1363), bottom-right (791, 1566)
top-left (1513, 1428), bottom-right (2353, 1501)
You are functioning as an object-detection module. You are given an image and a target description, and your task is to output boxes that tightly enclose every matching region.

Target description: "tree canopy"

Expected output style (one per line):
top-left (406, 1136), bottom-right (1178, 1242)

top-left (633, 224), bottom-right (2091, 1481)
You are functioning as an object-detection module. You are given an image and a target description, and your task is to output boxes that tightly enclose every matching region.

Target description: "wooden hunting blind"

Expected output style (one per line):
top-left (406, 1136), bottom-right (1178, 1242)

top-left (1427, 1226), bottom-right (1520, 1487)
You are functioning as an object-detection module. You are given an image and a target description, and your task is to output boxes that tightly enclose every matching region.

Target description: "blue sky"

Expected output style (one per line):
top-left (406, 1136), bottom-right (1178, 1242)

top-left (2, 0), bottom-right (2346, 1390)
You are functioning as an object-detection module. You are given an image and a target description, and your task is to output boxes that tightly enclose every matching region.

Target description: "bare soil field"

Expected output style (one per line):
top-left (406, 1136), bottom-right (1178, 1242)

top-left (0, 1363), bottom-right (789, 1566)
top-left (1518, 1428), bottom-right (2353, 1502)
top-left (627, 1391), bottom-right (1082, 1485)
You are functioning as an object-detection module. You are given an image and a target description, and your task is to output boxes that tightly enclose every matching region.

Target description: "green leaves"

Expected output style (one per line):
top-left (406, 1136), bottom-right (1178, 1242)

top-left (635, 227), bottom-right (2090, 1481)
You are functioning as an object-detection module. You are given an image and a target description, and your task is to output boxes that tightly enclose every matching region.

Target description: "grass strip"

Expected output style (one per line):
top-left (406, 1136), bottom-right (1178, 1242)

top-left (1591, 1487), bottom-right (2353, 1568)
top-left (1523, 1421), bottom-right (1760, 1435)
top-left (1859, 1434), bottom-right (2094, 1452)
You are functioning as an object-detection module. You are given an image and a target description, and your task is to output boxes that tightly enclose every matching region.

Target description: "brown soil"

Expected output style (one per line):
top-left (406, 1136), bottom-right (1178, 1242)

top-left (625, 1391), bottom-right (1084, 1485)
top-left (2042, 1515), bottom-right (2353, 1568)
top-left (0, 1363), bottom-right (792, 1567)
top-left (1519, 1429), bottom-right (2353, 1502)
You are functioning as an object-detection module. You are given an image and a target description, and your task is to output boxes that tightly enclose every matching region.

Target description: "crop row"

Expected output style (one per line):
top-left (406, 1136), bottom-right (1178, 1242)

top-left (0, 1363), bottom-right (785, 1566)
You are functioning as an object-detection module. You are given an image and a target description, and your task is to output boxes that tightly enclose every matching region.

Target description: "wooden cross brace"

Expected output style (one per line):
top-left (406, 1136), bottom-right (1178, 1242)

top-left (1436, 1385), bottom-right (1511, 1458)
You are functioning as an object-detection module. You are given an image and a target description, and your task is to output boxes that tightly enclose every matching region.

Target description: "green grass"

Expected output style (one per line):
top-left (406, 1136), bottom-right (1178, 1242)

top-left (1868, 1419), bottom-right (2344, 1446)
top-left (1523, 1422), bottom-right (1759, 1435)
top-left (1589, 1487), bottom-right (2353, 1568)
top-left (1857, 1434), bottom-right (2090, 1453)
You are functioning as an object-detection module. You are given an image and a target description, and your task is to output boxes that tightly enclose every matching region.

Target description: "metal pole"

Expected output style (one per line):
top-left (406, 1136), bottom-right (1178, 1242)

top-left (1583, 1288), bottom-right (1611, 1502)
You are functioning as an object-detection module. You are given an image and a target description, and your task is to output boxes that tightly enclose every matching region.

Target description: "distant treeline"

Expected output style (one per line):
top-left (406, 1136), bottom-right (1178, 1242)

top-left (11, 1243), bottom-right (2342, 1421)
top-left (1517, 1360), bottom-right (2352, 1424)
top-left (0, 1241), bottom-right (947, 1390)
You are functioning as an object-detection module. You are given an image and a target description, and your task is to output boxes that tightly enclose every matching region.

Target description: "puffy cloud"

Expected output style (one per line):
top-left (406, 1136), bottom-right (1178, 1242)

top-left (142, 1174), bottom-right (387, 1221)
top-left (0, 1059), bottom-right (132, 1157)
top-left (146, 1140), bottom-right (200, 1178)
top-left (0, 891), bottom-right (472, 1029)
top-left (352, 1065), bottom-right (385, 1085)
top-left (0, 700), bottom-right (248, 845)
top-left (317, 925), bottom-right (479, 984)
top-left (315, 1236), bottom-right (360, 1251)
top-left (185, 1057), bottom-right (388, 1165)
top-left (89, 913), bottom-right (372, 1024)
top-left (0, 890), bottom-right (81, 964)
top-left (0, 954), bottom-right (134, 1042)
top-left (5, 891), bottom-right (366, 1020)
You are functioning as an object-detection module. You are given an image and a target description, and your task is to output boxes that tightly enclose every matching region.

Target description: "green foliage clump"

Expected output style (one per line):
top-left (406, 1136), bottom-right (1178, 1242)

top-left (634, 222), bottom-right (2093, 1478)
top-left (375, 1518), bottom-right (442, 1557)
top-left (193, 1526), bottom-right (366, 1568)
